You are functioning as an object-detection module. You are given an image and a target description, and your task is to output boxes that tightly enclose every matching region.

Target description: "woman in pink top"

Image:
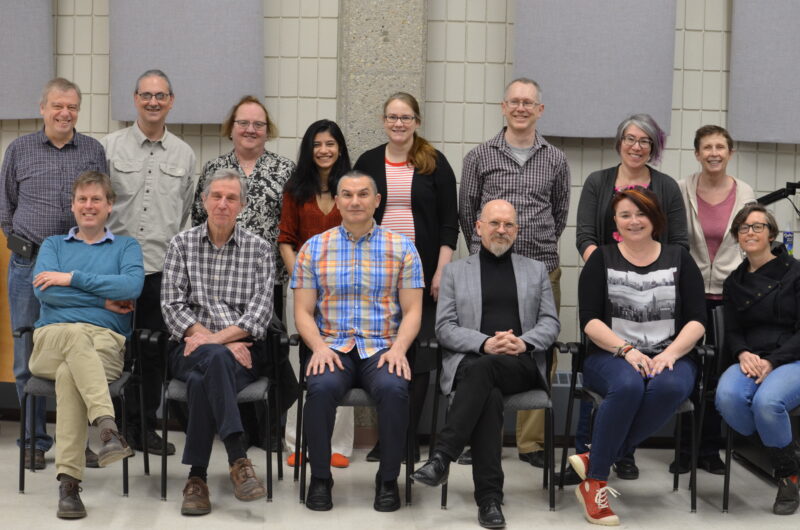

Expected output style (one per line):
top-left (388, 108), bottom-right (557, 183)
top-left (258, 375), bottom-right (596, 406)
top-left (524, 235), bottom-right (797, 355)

top-left (676, 124), bottom-right (755, 474)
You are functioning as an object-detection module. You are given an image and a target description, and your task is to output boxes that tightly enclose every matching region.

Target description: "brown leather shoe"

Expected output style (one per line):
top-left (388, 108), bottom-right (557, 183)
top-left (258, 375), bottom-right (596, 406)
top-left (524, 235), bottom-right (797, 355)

top-left (181, 477), bottom-right (211, 516)
top-left (24, 448), bottom-right (46, 470)
top-left (57, 477), bottom-right (86, 519)
top-left (85, 446), bottom-right (100, 469)
top-left (229, 458), bottom-right (266, 501)
top-left (97, 428), bottom-right (134, 467)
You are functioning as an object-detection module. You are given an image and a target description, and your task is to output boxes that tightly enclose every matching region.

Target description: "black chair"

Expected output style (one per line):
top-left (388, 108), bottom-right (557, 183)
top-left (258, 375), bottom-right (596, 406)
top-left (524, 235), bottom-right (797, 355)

top-left (558, 336), bottom-right (714, 512)
top-left (17, 326), bottom-right (153, 496)
top-left (292, 335), bottom-right (417, 505)
top-left (425, 339), bottom-right (565, 511)
top-left (711, 305), bottom-right (800, 512)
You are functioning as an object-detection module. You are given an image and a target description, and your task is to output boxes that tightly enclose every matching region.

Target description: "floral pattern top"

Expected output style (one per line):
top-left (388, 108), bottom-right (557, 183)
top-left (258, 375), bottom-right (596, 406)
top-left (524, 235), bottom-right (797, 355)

top-left (192, 149), bottom-right (296, 283)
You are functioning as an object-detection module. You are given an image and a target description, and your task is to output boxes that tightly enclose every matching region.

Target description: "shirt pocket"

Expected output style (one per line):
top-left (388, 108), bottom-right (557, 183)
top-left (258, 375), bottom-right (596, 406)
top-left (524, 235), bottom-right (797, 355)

top-left (111, 159), bottom-right (144, 201)
top-left (158, 163), bottom-right (189, 197)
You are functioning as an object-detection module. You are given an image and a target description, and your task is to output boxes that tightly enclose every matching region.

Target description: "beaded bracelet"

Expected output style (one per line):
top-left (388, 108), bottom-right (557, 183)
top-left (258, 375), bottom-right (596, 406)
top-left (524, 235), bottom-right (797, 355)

top-left (614, 344), bottom-right (634, 358)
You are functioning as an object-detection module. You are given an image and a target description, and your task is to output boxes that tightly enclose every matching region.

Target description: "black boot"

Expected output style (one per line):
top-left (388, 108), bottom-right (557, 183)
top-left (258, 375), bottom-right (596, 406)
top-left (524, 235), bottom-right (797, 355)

top-left (769, 444), bottom-right (800, 515)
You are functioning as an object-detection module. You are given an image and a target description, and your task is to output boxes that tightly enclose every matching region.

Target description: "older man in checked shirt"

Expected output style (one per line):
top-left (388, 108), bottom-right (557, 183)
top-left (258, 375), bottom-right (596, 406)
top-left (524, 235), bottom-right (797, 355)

top-left (161, 168), bottom-right (272, 515)
top-left (293, 170), bottom-right (423, 513)
top-left (459, 77), bottom-right (570, 470)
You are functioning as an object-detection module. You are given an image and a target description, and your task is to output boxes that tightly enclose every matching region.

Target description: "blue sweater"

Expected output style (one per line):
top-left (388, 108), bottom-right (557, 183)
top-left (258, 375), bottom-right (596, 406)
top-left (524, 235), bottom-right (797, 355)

top-left (33, 231), bottom-right (144, 337)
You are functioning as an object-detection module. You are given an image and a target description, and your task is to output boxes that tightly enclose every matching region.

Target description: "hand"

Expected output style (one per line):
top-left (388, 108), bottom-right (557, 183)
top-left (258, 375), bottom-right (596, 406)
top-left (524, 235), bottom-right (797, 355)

top-left (650, 351), bottom-right (680, 376)
top-left (624, 348), bottom-right (653, 378)
top-left (306, 346), bottom-right (344, 376)
top-left (104, 299), bottom-right (135, 314)
top-left (377, 347), bottom-right (412, 380)
top-left (227, 341), bottom-right (253, 369)
top-left (738, 351), bottom-right (763, 379)
top-left (33, 271), bottom-right (72, 291)
top-left (754, 358), bottom-right (774, 384)
top-left (183, 332), bottom-right (214, 357)
top-left (430, 267), bottom-right (443, 301)
top-left (484, 330), bottom-right (526, 355)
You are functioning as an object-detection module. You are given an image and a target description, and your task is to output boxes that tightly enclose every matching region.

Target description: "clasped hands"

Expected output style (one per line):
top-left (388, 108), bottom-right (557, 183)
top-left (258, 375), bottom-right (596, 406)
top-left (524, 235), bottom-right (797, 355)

top-left (623, 348), bottom-right (680, 378)
top-left (484, 330), bottom-right (526, 355)
top-left (738, 351), bottom-right (773, 384)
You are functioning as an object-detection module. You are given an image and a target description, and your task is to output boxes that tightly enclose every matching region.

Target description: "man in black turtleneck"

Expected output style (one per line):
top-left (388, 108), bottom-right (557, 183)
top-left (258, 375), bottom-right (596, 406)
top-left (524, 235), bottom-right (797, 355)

top-left (410, 200), bottom-right (560, 529)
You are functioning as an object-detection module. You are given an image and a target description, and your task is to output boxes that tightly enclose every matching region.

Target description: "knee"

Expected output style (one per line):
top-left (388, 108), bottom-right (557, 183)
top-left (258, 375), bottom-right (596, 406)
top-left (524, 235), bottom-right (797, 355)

top-left (203, 345), bottom-right (236, 370)
top-left (751, 389), bottom-right (786, 420)
top-left (306, 372), bottom-right (344, 402)
top-left (606, 373), bottom-right (645, 402)
top-left (375, 377), bottom-right (409, 406)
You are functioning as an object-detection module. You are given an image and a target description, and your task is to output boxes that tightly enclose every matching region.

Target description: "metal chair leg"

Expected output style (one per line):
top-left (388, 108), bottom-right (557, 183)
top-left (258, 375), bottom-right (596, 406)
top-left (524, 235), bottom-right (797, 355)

top-left (138, 379), bottom-right (149, 475)
top-left (722, 425), bottom-right (733, 512)
top-left (689, 410), bottom-right (697, 512)
top-left (29, 396), bottom-right (37, 474)
top-left (673, 414), bottom-right (682, 491)
top-left (299, 426), bottom-right (308, 503)
top-left (161, 387), bottom-right (169, 501)
top-left (121, 394), bottom-right (129, 496)
top-left (265, 392), bottom-right (273, 502)
top-left (19, 393), bottom-right (28, 493)
top-left (547, 407), bottom-right (555, 511)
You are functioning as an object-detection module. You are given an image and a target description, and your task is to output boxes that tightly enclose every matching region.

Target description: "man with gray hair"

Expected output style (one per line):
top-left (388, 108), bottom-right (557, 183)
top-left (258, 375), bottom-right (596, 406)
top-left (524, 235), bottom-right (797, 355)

top-left (459, 77), bottom-right (570, 470)
top-left (161, 169), bottom-right (273, 515)
top-left (101, 69), bottom-right (196, 456)
top-left (0, 77), bottom-right (107, 469)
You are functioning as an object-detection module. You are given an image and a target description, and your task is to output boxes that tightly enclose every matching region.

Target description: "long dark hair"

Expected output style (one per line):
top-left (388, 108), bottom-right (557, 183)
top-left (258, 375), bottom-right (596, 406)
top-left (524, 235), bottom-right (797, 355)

top-left (285, 120), bottom-right (351, 204)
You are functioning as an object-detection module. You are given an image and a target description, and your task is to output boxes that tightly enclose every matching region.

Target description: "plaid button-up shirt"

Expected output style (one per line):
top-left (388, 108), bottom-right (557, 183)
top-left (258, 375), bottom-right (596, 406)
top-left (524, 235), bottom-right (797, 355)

top-left (291, 223), bottom-right (424, 357)
top-left (161, 223), bottom-right (274, 341)
top-left (459, 128), bottom-right (570, 272)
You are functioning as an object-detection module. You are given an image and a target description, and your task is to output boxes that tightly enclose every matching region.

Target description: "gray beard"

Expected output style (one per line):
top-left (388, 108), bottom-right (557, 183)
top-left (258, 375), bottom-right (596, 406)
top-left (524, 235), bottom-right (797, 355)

top-left (487, 240), bottom-right (512, 257)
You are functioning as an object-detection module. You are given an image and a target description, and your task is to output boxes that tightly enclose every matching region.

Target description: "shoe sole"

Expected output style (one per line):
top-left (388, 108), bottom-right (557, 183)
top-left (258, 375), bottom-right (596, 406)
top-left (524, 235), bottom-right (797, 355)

top-left (574, 486), bottom-right (620, 526)
top-left (181, 506), bottom-right (211, 516)
top-left (374, 501), bottom-right (401, 512)
top-left (57, 510), bottom-right (87, 519)
top-left (234, 488), bottom-right (267, 502)
top-left (479, 519), bottom-right (506, 529)
top-left (98, 446), bottom-right (134, 468)
top-left (306, 501), bottom-right (333, 511)
top-left (409, 470), bottom-right (448, 487)
top-left (568, 454), bottom-right (588, 481)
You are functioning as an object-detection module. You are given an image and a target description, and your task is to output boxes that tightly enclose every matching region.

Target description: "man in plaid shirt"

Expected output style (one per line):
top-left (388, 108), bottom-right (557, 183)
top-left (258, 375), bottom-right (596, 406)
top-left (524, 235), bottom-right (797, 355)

top-left (161, 168), bottom-right (273, 516)
top-left (293, 170), bottom-right (424, 513)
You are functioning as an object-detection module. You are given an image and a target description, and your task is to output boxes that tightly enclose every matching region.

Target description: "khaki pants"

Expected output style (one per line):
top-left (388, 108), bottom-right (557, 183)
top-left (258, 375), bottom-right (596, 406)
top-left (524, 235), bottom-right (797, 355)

top-left (29, 323), bottom-right (125, 480)
top-left (516, 267), bottom-right (560, 453)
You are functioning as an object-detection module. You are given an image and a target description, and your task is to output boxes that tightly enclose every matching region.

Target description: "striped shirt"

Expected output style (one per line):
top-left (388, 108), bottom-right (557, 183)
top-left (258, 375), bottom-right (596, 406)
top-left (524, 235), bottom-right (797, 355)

top-left (0, 129), bottom-right (107, 245)
top-left (291, 222), bottom-right (424, 357)
top-left (459, 128), bottom-right (570, 272)
top-left (382, 159), bottom-right (415, 242)
top-left (161, 223), bottom-right (275, 342)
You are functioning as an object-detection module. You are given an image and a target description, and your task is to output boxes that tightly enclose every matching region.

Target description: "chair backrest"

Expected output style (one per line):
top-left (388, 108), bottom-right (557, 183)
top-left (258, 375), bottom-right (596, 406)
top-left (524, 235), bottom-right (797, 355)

top-left (711, 305), bottom-right (727, 376)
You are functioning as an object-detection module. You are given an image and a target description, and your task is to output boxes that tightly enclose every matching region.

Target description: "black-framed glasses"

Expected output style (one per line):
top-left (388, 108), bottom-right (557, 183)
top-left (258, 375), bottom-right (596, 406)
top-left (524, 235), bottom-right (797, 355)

top-left (137, 92), bottom-right (171, 101)
top-left (621, 135), bottom-right (653, 149)
top-left (738, 222), bottom-right (770, 234)
top-left (384, 114), bottom-right (416, 124)
top-left (234, 120), bottom-right (267, 130)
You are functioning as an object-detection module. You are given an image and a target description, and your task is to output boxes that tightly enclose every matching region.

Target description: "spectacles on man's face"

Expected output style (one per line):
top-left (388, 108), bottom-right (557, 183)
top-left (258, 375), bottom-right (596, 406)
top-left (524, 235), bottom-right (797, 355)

top-left (621, 135), bottom-right (653, 149)
top-left (504, 99), bottom-right (540, 109)
top-left (234, 120), bottom-right (267, 130)
top-left (485, 220), bottom-right (518, 231)
top-left (384, 114), bottom-right (416, 124)
top-left (137, 92), bottom-right (171, 102)
top-left (738, 222), bottom-right (770, 234)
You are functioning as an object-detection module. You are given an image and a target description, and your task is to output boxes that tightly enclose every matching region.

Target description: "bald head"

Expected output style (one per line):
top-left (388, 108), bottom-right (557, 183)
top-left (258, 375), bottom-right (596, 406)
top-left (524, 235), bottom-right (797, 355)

top-left (476, 200), bottom-right (518, 256)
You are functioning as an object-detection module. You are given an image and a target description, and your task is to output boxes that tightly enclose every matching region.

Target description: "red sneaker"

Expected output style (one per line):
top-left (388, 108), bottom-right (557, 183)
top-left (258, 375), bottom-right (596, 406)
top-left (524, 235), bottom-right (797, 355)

top-left (287, 452), bottom-right (305, 467)
top-left (330, 453), bottom-right (350, 468)
top-left (568, 452), bottom-right (590, 480)
top-left (575, 478), bottom-right (620, 526)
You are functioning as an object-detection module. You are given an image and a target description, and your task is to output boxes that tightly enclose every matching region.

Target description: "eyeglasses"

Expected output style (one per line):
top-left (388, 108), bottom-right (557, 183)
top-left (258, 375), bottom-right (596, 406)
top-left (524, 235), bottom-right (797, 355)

top-left (384, 115), bottom-right (416, 124)
top-left (738, 222), bottom-right (770, 234)
top-left (621, 135), bottom-right (653, 149)
top-left (504, 99), bottom-right (540, 109)
top-left (486, 220), bottom-right (518, 231)
top-left (234, 120), bottom-right (268, 130)
top-left (137, 92), bottom-right (171, 102)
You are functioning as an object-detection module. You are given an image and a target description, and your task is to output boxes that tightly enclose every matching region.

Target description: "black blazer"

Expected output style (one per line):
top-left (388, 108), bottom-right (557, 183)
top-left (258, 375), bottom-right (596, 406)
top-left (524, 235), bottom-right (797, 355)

top-left (354, 143), bottom-right (459, 289)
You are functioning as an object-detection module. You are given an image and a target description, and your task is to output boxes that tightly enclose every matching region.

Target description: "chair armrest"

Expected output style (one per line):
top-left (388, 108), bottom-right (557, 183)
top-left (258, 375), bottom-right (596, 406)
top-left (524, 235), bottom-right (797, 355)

top-left (420, 338), bottom-right (439, 350)
top-left (12, 326), bottom-right (34, 338)
top-left (694, 344), bottom-right (715, 358)
top-left (289, 333), bottom-right (301, 346)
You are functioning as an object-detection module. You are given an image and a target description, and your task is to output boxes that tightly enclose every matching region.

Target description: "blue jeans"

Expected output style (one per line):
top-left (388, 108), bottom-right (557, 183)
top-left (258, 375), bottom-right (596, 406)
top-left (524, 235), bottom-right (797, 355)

top-left (583, 353), bottom-right (696, 481)
top-left (715, 361), bottom-right (800, 448)
top-left (9, 253), bottom-right (53, 451)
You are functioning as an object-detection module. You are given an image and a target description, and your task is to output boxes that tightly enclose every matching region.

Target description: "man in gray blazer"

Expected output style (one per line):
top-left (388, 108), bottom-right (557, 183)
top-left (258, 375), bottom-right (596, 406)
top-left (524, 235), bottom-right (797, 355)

top-left (411, 199), bottom-right (560, 529)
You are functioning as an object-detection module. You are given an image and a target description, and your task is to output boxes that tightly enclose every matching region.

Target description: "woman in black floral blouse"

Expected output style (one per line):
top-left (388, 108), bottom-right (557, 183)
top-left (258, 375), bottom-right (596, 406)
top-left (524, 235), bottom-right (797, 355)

top-left (192, 95), bottom-right (296, 319)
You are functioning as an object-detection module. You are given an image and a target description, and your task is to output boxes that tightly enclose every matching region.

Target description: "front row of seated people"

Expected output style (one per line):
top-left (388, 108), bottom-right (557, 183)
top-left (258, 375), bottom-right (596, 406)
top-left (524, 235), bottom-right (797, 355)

top-left (27, 169), bottom-right (800, 525)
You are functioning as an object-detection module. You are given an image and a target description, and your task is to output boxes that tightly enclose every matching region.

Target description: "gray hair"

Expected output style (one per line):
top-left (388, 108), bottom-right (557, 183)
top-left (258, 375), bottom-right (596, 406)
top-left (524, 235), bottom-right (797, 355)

top-left (614, 113), bottom-right (666, 165)
top-left (134, 69), bottom-right (173, 95)
top-left (40, 77), bottom-right (82, 107)
top-left (504, 77), bottom-right (542, 103)
top-left (201, 168), bottom-right (248, 206)
top-left (336, 170), bottom-right (378, 195)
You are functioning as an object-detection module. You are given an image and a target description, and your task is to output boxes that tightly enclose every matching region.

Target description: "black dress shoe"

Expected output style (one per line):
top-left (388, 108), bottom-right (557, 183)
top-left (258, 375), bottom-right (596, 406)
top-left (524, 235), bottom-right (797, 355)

top-left (410, 451), bottom-right (450, 486)
top-left (519, 450), bottom-right (545, 468)
top-left (478, 499), bottom-right (506, 529)
top-left (374, 473), bottom-right (401, 512)
top-left (366, 442), bottom-right (381, 462)
top-left (306, 476), bottom-right (333, 511)
top-left (613, 458), bottom-right (639, 480)
top-left (698, 454), bottom-right (726, 475)
top-left (129, 430), bottom-right (176, 456)
top-left (457, 448), bottom-right (473, 465)
top-left (668, 453), bottom-right (691, 475)
top-left (555, 465), bottom-right (582, 486)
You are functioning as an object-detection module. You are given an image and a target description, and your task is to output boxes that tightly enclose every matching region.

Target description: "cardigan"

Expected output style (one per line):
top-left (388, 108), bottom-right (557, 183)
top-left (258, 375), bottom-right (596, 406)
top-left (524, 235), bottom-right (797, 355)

top-left (576, 165), bottom-right (689, 257)
top-left (678, 173), bottom-right (755, 295)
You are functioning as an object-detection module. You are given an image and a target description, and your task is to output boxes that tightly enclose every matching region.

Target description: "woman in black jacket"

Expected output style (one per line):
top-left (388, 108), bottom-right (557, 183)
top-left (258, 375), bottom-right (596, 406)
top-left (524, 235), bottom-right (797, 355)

top-left (716, 203), bottom-right (800, 515)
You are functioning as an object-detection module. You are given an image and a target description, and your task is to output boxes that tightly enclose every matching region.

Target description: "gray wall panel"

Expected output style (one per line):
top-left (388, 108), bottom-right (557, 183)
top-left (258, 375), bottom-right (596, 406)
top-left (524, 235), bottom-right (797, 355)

top-left (728, 0), bottom-right (800, 144)
top-left (109, 0), bottom-right (263, 124)
top-left (0, 0), bottom-right (54, 119)
top-left (513, 0), bottom-right (675, 138)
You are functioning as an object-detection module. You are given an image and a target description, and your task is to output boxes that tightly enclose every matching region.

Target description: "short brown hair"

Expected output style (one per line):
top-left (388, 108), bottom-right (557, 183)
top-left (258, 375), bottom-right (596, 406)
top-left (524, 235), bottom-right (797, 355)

top-left (694, 124), bottom-right (734, 152)
top-left (611, 187), bottom-right (666, 240)
top-left (729, 203), bottom-right (778, 240)
top-left (72, 171), bottom-right (116, 204)
top-left (221, 95), bottom-right (277, 140)
top-left (40, 77), bottom-right (82, 107)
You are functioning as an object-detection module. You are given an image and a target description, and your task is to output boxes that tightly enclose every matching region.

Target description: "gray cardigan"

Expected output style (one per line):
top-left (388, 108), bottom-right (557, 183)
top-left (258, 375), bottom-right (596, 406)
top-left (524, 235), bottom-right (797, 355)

top-left (575, 165), bottom-right (689, 256)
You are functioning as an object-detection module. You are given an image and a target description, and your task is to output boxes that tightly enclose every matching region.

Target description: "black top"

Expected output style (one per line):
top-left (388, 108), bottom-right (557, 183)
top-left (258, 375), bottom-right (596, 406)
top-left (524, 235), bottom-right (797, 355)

top-left (479, 245), bottom-right (522, 337)
top-left (722, 244), bottom-right (800, 369)
top-left (579, 243), bottom-right (706, 356)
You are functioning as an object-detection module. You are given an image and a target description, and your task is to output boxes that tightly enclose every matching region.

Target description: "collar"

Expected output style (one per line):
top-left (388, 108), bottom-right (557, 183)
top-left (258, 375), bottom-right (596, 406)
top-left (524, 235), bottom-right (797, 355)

top-left (64, 226), bottom-right (115, 244)
top-left (38, 128), bottom-right (78, 148)
top-left (339, 220), bottom-right (379, 242)
top-left (200, 221), bottom-right (240, 248)
top-left (487, 127), bottom-right (549, 153)
top-left (479, 244), bottom-right (514, 262)
top-left (132, 121), bottom-right (169, 148)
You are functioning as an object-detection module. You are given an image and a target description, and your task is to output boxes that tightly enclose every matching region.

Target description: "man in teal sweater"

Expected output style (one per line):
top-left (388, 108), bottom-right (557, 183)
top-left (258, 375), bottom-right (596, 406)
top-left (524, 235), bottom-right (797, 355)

top-left (28, 170), bottom-right (144, 519)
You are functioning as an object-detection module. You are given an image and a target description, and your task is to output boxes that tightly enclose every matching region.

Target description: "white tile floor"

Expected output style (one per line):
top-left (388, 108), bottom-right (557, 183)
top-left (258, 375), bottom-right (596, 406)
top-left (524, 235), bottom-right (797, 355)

top-left (0, 420), bottom-right (795, 529)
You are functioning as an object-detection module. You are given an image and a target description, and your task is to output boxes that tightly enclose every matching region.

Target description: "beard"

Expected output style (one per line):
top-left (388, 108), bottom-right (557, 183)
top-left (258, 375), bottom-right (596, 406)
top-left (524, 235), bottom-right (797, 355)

top-left (486, 237), bottom-right (512, 257)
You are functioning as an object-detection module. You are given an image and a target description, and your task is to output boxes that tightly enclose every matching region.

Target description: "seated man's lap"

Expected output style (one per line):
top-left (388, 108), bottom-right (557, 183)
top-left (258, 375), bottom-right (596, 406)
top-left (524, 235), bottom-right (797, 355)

top-left (170, 342), bottom-right (258, 388)
top-left (454, 353), bottom-right (539, 395)
top-left (305, 349), bottom-right (409, 403)
top-left (30, 322), bottom-right (125, 381)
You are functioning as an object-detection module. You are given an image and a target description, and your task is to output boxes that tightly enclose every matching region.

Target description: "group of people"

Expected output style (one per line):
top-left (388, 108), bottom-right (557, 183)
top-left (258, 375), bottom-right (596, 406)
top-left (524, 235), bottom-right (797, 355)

top-left (1, 71), bottom-right (798, 529)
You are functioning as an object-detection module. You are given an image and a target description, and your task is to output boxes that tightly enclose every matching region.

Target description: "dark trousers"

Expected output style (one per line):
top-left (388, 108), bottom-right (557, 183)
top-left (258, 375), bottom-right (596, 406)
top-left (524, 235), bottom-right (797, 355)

top-left (436, 353), bottom-right (542, 506)
top-left (304, 349), bottom-right (409, 481)
top-left (583, 353), bottom-right (697, 481)
top-left (170, 343), bottom-right (259, 467)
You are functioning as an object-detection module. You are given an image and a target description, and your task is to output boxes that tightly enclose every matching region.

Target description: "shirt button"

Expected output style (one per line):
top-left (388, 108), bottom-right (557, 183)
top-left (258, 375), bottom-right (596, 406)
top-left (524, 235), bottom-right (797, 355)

top-left (148, 170), bottom-right (152, 174)
top-left (150, 152), bottom-right (154, 155)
